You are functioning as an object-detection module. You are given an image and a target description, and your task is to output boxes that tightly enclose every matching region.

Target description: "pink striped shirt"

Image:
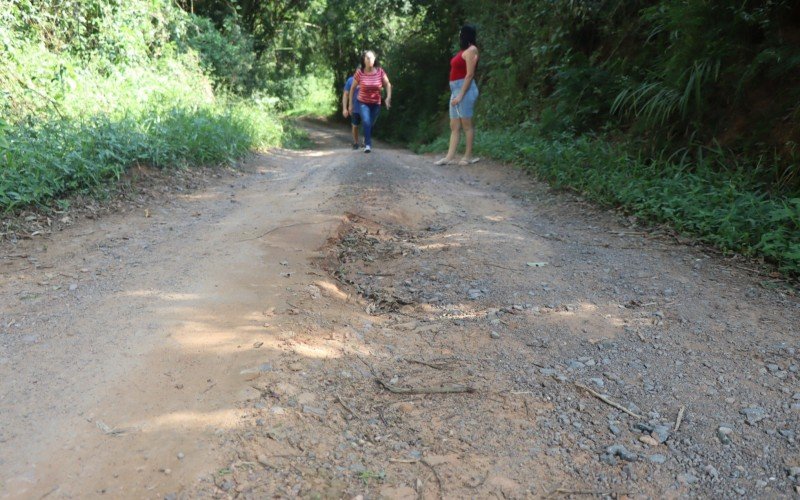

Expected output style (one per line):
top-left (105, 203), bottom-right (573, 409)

top-left (356, 68), bottom-right (385, 105)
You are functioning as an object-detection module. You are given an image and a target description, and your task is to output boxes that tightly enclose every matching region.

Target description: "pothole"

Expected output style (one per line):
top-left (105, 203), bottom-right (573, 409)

top-left (320, 213), bottom-right (421, 314)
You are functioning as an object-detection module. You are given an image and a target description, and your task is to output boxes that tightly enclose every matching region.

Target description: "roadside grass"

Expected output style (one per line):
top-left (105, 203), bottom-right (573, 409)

top-left (0, 99), bottom-right (297, 211)
top-left (0, 42), bottom-right (306, 212)
top-left (418, 126), bottom-right (800, 276)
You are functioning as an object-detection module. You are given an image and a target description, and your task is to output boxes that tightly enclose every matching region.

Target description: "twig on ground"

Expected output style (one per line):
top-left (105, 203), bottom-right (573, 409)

top-left (733, 264), bottom-right (766, 275)
top-left (421, 459), bottom-right (444, 499)
top-left (574, 383), bottom-right (642, 419)
top-left (377, 405), bottom-right (388, 426)
top-left (521, 356), bottom-right (548, 369)
top-left (389, 458), bottom-right (419, 464)
top-left (356, 354), bottom-right (379, 378)
top-left (674, 405), bottom-right (686, 432)
top-left (611, 231), bottom-right (646, 236)
top-left (406, 358), bottom-right (454, 370)
top-left (39, 485), bottom-right (60, 499)
top-left (461, 256), bottom-right (523, 271)
top-left (237, 219), bottom-right (339, 242)
top-left (477, 259), bottom-right (520, 271)
top-left (552, 488), bottom-right (627, 497)
top-left (335, 392), bottom-right (360, 418)
top-left (545, 482), bottom-right (566, 499)
top-left (580, 241), bottom-right (645, 250)
top-left (377, 379), bottom-right (476, 395)
top-left (382, 398), bottom-right (420, 408)
top-left (231, 460), bottom-right (258, 469)
top-left (95, 420), bottom-right (131, 436)
top-left (504, 221), bottom-right (565, 241)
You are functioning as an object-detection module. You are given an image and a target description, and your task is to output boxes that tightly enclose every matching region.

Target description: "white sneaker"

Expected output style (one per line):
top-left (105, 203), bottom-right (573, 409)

top-left (364, 145), bottom-right (371, 153)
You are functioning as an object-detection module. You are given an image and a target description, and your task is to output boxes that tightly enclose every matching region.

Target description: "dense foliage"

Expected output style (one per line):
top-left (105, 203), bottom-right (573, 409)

top-left (353, 1), bottom-right (799, 165)
top-left (0, 0), bottom-right (294, 210)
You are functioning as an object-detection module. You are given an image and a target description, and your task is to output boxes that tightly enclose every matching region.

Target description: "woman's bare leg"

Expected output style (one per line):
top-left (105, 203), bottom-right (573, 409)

top-left (461, 117), bottom-right (474, 161)
top-left (446, 118), bottom-right (461, 160)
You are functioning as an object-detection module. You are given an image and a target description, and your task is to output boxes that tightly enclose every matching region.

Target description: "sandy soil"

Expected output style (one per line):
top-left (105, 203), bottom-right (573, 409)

top-left (1, 122), bottom-right (798, 499)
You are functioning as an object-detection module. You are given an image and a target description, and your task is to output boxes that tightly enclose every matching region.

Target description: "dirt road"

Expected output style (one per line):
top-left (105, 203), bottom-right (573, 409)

top-left (1, 122), bottom-right (798, 499)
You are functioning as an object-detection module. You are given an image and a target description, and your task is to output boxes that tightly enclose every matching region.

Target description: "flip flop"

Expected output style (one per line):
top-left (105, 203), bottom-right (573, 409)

top-left (458, 157), bottom-right (481, 166)
top-left (434, 158), bottom-right (454, 166)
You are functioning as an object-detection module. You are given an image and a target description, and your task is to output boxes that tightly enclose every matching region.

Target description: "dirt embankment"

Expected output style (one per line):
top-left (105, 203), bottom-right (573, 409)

top-left (1, 123), bottom-right (798, 499)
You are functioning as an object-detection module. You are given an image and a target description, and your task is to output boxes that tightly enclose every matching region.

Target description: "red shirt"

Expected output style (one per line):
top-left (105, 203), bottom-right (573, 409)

top-left (450, 50), bottom-right (467, 81)
top-left (449, 48), bottom-right (479, 81)
top-left (356, 68), bottom-right (385, 105)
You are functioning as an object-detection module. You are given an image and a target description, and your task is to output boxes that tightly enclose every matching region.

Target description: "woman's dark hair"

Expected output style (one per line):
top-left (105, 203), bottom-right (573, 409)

top-left (459, 25), bottom-right (477, 50)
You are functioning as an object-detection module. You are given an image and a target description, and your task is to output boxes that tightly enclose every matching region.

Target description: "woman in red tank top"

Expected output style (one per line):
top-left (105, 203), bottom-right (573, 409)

top-left (435, 25), bottom-right (480, 166)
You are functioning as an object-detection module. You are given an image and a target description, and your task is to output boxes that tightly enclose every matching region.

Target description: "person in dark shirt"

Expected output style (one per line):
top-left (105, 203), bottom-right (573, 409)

top-left (342, 73), bottom-right (362, 149)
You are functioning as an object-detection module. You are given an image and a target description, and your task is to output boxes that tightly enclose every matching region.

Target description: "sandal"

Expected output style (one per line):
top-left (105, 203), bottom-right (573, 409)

top-left (434, 157), bottom-right (454, 166)
top-left (458, 157), bottom-right (481, 166)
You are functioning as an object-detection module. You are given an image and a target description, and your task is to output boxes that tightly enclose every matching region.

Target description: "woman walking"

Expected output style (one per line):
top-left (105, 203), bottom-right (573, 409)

top-left (348, 50), bottom-right (392, 153)
top-left (435, 25), bottom-right (480, 166)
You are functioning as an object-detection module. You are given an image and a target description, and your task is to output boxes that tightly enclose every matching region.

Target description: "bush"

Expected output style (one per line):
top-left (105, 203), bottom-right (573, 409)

top-left (183, 15), bottom-right (257, 93)
top-left (0, 0), bottom-right (292, 212)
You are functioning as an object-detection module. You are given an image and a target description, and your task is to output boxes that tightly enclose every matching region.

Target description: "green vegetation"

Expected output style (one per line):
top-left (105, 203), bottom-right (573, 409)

top-left (0, 0), bottom-right (304, 211)
top-left (283, 71), bottom-right (338, 118)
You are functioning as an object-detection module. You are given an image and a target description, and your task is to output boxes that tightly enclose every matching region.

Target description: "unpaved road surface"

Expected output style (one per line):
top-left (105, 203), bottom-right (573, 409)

top-left (1, 122), bottom-right (799, 499)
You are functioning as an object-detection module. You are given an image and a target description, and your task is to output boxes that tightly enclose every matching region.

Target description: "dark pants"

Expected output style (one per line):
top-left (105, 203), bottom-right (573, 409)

top-left (357, 101), bottom-right (381, 147)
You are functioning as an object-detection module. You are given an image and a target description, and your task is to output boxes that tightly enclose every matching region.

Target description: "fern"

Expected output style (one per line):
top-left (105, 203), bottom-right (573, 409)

top-left (612, 80), bottom-right (681, 127)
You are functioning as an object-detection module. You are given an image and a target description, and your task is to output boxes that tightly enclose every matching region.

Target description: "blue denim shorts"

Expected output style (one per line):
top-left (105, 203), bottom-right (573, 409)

top-left (350, 112), bottom-right (362, 126)
top-left (449, 78), bottom-right (479, 119)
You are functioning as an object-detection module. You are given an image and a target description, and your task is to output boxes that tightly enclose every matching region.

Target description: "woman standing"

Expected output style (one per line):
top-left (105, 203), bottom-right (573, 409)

top-left (348, 50), bottom-right (392, 154)
top-left (435, 25), bottom-right (480, 166)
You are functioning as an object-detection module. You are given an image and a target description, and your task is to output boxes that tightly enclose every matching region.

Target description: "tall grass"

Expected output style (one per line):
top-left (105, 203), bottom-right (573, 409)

top-left (0, 8), bottom-right (294, 212)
